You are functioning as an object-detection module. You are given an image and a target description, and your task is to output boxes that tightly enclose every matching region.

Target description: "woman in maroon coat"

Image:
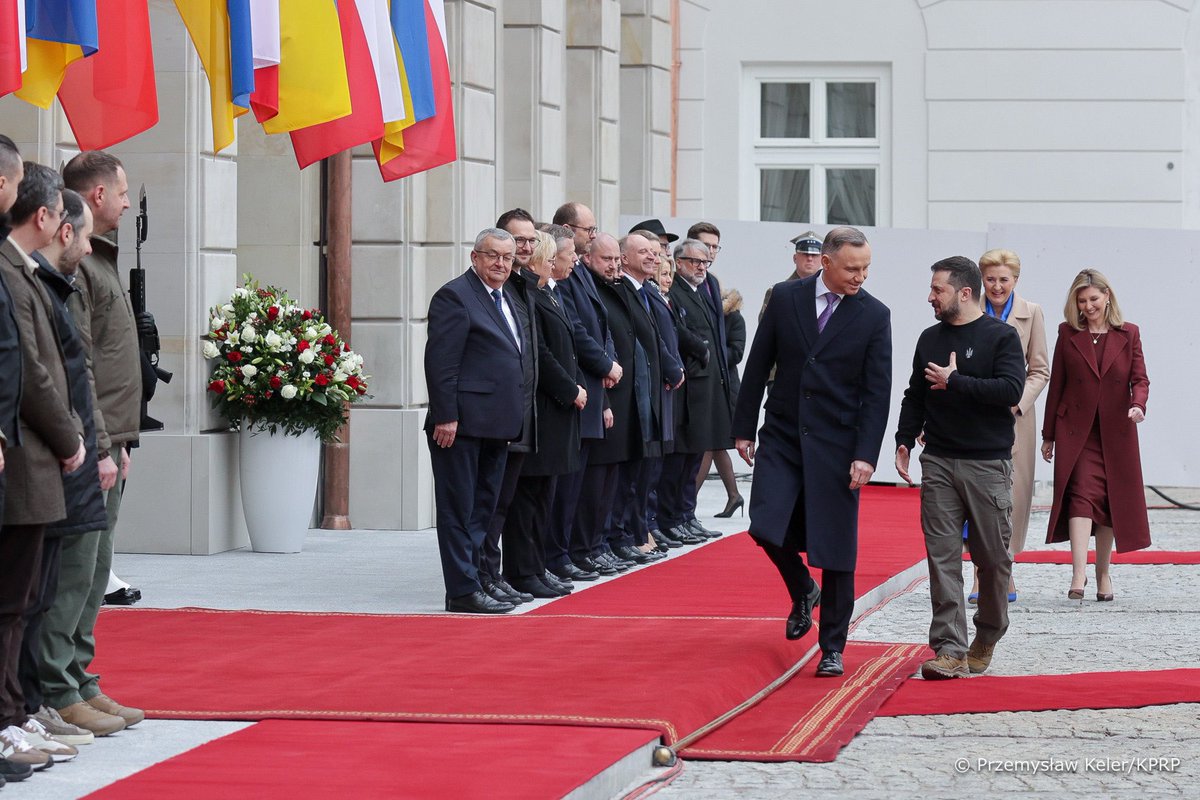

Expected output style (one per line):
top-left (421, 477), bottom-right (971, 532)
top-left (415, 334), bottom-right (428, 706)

top-left (1041, 269), bottom-right (1150, 602)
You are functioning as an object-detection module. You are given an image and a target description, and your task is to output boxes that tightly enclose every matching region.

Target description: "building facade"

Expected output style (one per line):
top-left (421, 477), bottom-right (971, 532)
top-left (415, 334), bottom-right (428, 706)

top-left (2, 0), bottom-right (1197, 550)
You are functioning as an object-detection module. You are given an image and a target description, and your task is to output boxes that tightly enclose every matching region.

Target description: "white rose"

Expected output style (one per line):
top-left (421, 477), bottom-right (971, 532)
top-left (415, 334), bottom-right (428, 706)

top-left (280, 385), bottom-right (298, 399)
top-left (241, 364), bottom-right (258, 378)
top-left (304, 326), bottom-right (318, 340)
top-left (318, 323), bottom-right (332, 336)
top-left (220, 303), bottom-right (235, 318)
top-left (264, 330), bottom-right (283, 350)
top-left (210, 316), bottom-right (224, 331)
top-left (232, 287), bottom-right (250, 298)
top-left (241, 326), bottom-right (257, 343)
top-left (298, 349), bottom-right (315, 364)
top-left (332, 369), bottom-right (348, 383)
top-left (202, 341), bottom-right (220, 359)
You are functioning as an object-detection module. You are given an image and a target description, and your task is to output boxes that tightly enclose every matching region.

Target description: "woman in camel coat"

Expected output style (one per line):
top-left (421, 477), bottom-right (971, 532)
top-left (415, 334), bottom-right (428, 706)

top-left (1041, 269), bottom-right (1150, 602)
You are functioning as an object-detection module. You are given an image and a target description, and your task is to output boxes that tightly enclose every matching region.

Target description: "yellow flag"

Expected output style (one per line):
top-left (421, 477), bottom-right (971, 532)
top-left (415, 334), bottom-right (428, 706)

top-left (376, 40), bottom-right (417, 165)
top-left (174, 0), bottom-right (247, 152)
top-left (262, 0), bottom-right (352, 134)
top-left (15, 40), bottom-right (85, 108)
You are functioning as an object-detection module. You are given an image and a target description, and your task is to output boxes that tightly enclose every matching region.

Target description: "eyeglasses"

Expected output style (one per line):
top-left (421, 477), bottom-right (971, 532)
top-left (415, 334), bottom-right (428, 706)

top-left (566, 223), bottom-right (599, 236)
top-left (706, 245), bottom-right (722, 254)
top-left (677, 256), bottom-right (713, 267)
top-left (512, 237), bottom-right (537, 247)
top-left (474, 250), bottom-right (515, 265)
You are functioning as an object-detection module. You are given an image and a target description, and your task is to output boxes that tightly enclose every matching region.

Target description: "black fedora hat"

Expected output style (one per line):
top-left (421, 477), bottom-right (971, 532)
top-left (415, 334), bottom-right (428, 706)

top-left (629, 218), bottom-right (678, 243)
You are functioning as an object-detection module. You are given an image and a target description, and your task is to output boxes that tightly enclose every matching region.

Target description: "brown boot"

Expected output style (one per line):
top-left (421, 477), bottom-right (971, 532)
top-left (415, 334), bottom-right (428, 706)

top-left (86, 693), bottom-right (145, 727)
top-left (920, 652), bottom-right (969, 680)
top-left (966, 638), bottom-right (996, 675)
top-left (57, 702), bottom-right (126, 737)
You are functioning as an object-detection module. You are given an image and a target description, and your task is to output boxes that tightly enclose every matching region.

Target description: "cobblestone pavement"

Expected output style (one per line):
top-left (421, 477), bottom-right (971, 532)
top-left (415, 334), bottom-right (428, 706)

top-left (655, 505), bottom-right (1200, 798)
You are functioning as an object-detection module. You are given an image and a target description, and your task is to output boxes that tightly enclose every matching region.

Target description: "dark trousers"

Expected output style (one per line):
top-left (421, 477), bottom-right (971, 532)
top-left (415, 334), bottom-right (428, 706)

top-left (610, 458), bottom-right (647, 548)
top-left (0, 523), bottom-right (45, 728)
top-left (658, 451), bottom-right (701, 529)
top-left (642, 455), bottom-right (664, 533)
top-left (576, 461), bottom-right (619, 560)
top-left (755, 534), bottom-right (856, 655)
top-left (427, 434), bottom-right (508, 598)
top-left (503, 474), bottom-right (556, 579)
top-left (546, 441), bottom-right (592, 568)
top-left (19, 535), bottom-right (62, 713)
top-left (481, 452), bottom-right (525, 582)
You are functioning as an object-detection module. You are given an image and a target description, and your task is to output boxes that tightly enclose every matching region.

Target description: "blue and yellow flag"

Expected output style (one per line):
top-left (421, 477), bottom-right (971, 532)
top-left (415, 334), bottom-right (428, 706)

top-left (15, 0), bottom-right (97, 107)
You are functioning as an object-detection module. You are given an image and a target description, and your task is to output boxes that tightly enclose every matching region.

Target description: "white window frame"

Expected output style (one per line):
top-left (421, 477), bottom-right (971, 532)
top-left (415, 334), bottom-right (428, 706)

top-left (741, 64), bottom-right (891, 226)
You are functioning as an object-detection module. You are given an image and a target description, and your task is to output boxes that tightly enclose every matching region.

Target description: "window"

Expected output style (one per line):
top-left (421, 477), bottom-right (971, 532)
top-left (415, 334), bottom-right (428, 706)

top-left (742, 67), bottom-right (888, 227)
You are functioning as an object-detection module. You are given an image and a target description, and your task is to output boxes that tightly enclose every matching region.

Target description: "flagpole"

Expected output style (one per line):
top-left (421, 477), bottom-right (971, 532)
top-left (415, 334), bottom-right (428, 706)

top-left (321, 149), bottom-right (353, 530)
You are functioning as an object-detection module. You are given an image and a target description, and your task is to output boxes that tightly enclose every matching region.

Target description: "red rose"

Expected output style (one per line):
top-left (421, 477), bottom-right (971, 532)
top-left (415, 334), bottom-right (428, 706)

top-left (323, 354), bottom-right (335, 366)
top-left (270, 375), bottom-right (282, 389)
top-left (343, 343), bottom-right (350, 353)
top-left (297, 340), bottom-right (311, 352)
top-left (323, 334), bottom-right (336, 346)
top-left (264, 390), bottom-right (273, 399)
top-left (268, 305), bottom-right (280, 320)
top-left (302, 310), bottom-right (313, 320)
top-left (208, 379), bottom-right (226, 393)
top-left (346, 376), bottom-right (360, 389)
top-left (227, 351), bottom-right (243, 362)
top-left (314, 374), bottom-right (329, 386)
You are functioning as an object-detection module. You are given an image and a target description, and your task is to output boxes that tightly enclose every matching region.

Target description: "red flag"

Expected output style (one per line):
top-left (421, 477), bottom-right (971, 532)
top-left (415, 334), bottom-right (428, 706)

top-left (250, 63), bottom-right (279, 123)
top-left (0, 0), bottom-right (21, 97)
top-left (374, 0), bottom-right (456, 181)
top-left (57, 0), bottom-right (158, 150)
top-left (288, 0), bottom-right (383, 170)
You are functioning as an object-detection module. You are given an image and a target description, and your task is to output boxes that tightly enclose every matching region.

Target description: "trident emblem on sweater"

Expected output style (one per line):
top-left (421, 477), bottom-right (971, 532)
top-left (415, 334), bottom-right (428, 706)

top-left (965, 347), bottom-right (974, 359)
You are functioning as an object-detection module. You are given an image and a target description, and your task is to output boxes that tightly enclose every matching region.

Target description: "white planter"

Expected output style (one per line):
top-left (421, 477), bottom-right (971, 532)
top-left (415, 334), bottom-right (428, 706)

top-left (238, 425), bottom-right (320, 553)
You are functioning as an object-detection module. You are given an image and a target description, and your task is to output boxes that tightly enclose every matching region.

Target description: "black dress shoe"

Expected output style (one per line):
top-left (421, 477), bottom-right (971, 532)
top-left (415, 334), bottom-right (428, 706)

top-left (686, 518), bottom-right (722, 538)
top-left (576, 557), bottom-right (616, 576)
top-left (786, 581), bottom-right (822, 640)
top-left (481, 580), bottom-right (518, 604)
top-left (1, 755), bottom-right (34, 782)
top-left (551, 563), bottom-right (599, 582)
top-left (670, 524), bottom-right (705, 544)
top-left (104, 587), bottom-right (142, 606)
top-left (542, 569), bottom-right (573, 590)
top-left (653, 528), bottom-right (684, 548)
top-left (598, 551), bottom-right (631, 572)
top-left (492, 577), bottom-right (534, 603)
top-left (508, 575), bottom-right (563, 598)
top-left (615, 545), bottom-right (654, 564)
top-left (445, 590), bottom-right (515, 614)
top-left (815, 651), bottom-right (844, 677)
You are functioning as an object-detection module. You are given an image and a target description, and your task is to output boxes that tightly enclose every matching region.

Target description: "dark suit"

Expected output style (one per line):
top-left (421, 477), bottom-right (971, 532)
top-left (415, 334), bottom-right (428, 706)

top-left (504, 282), bottom-right (584, 579)
top-left (732, 272), bottom-right (891, 655)
top-left (481, 269), bottom-right (540, 582)
top-left (640, 283), bottom-right (686, 535)
top-left (424, 269), bottom-right (525, 598)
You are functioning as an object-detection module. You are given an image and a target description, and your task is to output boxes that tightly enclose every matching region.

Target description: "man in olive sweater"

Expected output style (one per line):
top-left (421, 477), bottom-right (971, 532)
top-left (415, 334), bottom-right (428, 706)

top-left (895, 256), bottom-right (1025, 681)
top-left (38, 151), bottom-right (143, 736)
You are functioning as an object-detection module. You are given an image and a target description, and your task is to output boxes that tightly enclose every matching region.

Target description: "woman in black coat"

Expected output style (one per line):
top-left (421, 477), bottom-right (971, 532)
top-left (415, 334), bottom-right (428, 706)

top-left (696, 288), bottom-right (746, 517)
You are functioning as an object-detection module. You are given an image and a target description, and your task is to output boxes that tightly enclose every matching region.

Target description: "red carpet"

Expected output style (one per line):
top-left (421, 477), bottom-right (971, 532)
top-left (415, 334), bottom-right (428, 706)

top-left (879, 668), bottom-right (1200, 717)
top-left (986, 550), bottom-right (1200, 565)
top-left (93, 607), bottom-right (815, 745)
top-left (533, 485), bottom-right (926, 619)
top-left (681, 642), bottom-right (927, 762)
top-left (83, 720), bottom-right (656, 800)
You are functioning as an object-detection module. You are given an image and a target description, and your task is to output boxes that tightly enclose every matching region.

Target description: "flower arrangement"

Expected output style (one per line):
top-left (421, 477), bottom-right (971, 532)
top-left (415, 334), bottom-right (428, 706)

top-left (204, 277), bottom-right (369, 442)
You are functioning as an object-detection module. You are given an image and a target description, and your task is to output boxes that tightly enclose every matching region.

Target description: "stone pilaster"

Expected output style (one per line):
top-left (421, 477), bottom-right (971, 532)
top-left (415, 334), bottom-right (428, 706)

top-left (619, 0), bottom-right (673, 217)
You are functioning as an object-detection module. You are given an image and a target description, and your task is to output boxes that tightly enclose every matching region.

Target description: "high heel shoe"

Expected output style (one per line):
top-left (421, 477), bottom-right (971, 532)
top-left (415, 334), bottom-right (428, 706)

top-left (715, 495), bottom-right (745, 519)
top-left (1096, 592), bottom-right (1114, 602)
top-left (1067, 577), bottom-right (1087, 601)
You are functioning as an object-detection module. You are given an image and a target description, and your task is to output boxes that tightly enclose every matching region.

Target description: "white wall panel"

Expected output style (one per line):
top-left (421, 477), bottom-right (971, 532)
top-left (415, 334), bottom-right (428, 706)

top-left (926, 51), bottom-right (1185, 100)
top-left (929, 152), bottom-right (1181, 202)
top-left (929, 200), bottom-right (1183, 231)
top-left (923, 1), bottom-right (1186, 50)
top-left (928, 101), bottom-right (1183, 152)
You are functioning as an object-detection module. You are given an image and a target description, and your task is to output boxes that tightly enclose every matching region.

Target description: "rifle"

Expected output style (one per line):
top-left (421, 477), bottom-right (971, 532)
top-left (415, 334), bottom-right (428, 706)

top-left (130, 185), bottom-right (173, 431)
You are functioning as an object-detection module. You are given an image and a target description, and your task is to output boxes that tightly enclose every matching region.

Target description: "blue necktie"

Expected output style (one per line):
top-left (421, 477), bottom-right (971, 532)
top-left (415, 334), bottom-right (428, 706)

top-left (491, 289), bottom-right (504, 315)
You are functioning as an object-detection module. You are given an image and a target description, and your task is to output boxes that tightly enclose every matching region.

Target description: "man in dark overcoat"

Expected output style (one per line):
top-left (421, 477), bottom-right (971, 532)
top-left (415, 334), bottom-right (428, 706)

top-left (663, 238), bottom-right (733, 541)
top-left (733, 226), bottom-right (892, 679)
